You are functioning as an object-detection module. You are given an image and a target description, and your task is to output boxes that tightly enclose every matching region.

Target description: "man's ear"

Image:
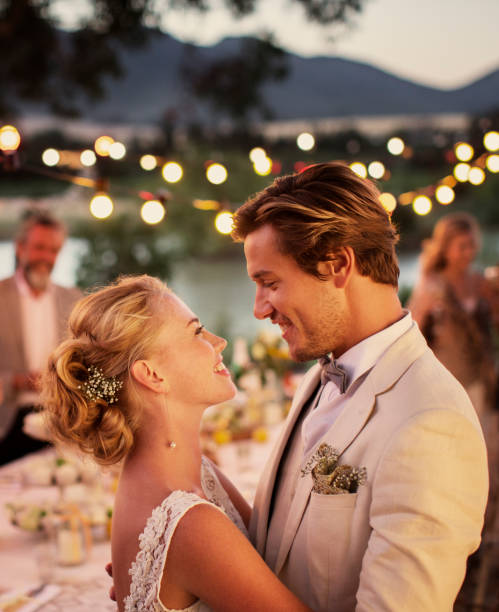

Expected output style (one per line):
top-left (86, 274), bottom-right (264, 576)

top-left (317, 247), bottom-right (355, 289)
top-left (130, 360), bottom-right (169, 394)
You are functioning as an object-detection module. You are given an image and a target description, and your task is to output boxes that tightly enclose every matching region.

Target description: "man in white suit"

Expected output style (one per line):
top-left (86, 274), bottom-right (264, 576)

top-left (0, 210), bottom-right (81, 464)
top-left (232, 162), bottom-right (489, 611)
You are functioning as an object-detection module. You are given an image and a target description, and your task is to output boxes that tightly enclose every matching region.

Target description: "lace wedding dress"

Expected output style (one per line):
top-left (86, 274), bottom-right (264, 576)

top-left (124, 456), bottom-right (248, 611)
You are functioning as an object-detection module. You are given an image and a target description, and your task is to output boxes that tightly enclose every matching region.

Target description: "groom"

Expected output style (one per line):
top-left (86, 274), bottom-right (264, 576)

top-left (232, 162), bottom-right (488, 611)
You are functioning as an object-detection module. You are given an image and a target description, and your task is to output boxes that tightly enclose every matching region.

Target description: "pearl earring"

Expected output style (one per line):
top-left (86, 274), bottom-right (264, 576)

top-left (168, 441), bottom-right (176, 449)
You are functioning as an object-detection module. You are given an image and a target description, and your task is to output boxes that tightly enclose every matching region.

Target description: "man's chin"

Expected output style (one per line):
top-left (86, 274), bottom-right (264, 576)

top-left (26, 270), bottom-right (50, 291)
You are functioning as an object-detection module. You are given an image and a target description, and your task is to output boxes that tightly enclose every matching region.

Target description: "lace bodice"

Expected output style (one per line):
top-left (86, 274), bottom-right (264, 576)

top-left (124, 457), bottom-right (248, 612)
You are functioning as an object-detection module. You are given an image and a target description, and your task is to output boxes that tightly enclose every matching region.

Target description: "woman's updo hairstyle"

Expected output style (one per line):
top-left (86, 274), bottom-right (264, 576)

top-left (42, 275), bottom-right (169, 465)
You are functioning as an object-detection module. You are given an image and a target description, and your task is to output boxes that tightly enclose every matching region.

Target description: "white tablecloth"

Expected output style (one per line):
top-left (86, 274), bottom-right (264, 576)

top-left (0, 425), bottom-right (283, 610)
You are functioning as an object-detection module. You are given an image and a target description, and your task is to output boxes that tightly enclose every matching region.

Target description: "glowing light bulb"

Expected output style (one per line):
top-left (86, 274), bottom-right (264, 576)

top-left (215, 212), bottom-right (234, 235)
top-left (162, 161), bottom-right (183, 183)
top-left (379, 193), bottom-right (397, 213)
top-left (485, 154), bottom-right (499, 173)
top-left (94, 135), bottom-right (114, 157)
top-left (141, 200), bottom-right (165, 224)
top-left (109, 141), bottom-right (126, 160)
top-left (249, 147), bottom-right (266, 163)
top-left (468, 167), bottom-right (485, 185)
top-left (296, 132), bottom-right (315, 151)
top-left (412, 195), bottom-right (432, 215)
top-left (483, 131), bottom-right (499, 152)
top-left (387, 137), bottom-right (405, 155)
top-left (140, 155), bottom-right (157, 171)
top-left (253, 156), bottom-right (272, 176)
top-left (435, 185), bottom-right (455, 205)
top-left (349, 162), bottom-right (367, 178)
top-left (80, 149), bottom-right (97, 167)
top-left (368, 161), bottom-right (385, 179)
top-left (454, 142), bottom-right (474, 162)
top-left (453, 163), bottom-right (470, 182)
top-left (206, 163), bottom-right (228, 185)
top-left (42, 148), bottom-right (60, 167)
top-left (0, 125), bottom-right (21, 152)
top-left (90, 194), bottom-right (113, 219)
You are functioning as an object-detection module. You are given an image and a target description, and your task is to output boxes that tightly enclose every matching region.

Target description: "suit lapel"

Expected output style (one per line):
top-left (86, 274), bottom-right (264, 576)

top-left (273, 322), bottom-right (429, 574)
top-left (250, 365), bottom-right (321, 555)
top-left (3, 277), bottom-right (25, 366)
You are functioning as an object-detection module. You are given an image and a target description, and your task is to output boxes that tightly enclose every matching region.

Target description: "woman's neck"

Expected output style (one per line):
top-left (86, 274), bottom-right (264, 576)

top-left (122, 399), bottom-right (206, 497)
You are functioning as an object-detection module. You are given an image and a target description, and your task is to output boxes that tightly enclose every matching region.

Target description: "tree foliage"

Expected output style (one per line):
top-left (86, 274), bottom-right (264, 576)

top-left (0, 0), bottom-right (366, 119)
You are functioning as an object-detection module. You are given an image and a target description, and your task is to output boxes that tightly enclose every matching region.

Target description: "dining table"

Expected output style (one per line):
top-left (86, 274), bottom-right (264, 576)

top-left (0, 423), bottom-right (283, 611)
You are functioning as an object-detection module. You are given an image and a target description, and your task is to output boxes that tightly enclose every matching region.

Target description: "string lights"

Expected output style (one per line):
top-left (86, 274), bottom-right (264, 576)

top-left (2, 122), bottom-right (498, 229)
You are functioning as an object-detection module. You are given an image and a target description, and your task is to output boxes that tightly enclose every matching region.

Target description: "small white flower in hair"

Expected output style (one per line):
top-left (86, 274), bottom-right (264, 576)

top-left (78, 365), bottom-right (123, 404)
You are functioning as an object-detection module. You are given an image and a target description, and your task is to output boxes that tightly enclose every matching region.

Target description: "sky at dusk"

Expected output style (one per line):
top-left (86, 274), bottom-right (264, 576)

top-left (52, 0), bottom-right (499, 90)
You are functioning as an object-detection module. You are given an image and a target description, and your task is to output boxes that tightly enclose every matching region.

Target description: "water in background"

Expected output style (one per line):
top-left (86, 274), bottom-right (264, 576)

top-left (0, 238), bottom-right (420, 339)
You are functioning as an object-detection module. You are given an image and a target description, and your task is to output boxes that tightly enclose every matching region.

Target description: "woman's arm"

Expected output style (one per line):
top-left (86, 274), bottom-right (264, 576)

top-left (166, 503), bottom-right (313, 612)
top-left (210, 461), bottom-right (252, 528)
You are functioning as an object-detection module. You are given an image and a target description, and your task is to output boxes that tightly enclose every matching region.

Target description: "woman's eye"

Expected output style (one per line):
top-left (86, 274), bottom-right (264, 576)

top-left (195, 325), bottom-right (205, 335)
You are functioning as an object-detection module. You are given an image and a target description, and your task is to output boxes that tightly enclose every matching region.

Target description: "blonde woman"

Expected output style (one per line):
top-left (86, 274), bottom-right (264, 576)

top-left (42, 275), bottom-right (311, 612)
top-left (409, 212), bottom-right (498, 535)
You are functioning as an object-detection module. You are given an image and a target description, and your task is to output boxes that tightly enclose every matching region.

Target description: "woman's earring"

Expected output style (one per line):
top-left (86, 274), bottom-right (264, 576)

top-left (168, 441), bottom-right (176, 449)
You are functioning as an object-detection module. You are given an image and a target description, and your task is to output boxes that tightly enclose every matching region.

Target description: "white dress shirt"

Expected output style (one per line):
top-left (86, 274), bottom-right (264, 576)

top-left (302, 311), bottom-right (413, 454)
top-left (15, 269), bottom-right (57, 405)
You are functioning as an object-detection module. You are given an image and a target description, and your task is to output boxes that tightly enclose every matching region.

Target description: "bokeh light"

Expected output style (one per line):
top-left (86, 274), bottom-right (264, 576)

top-left (296, 132), bottom-right (315, 151)
top-left (453, 162), bottom-right (470, 182)
top-left (379, 192), bottom-right (397, 213)
top-left (253, 156), bottom-right (272, 176)
top-left (141, 200), bottom-right (165, 224)
top-left (206, 163), bottom-right (228, 185)
top-left (42, 148), bottom-right (60, 167)
top-left (90, 194), bottom-right (113, 219)
top-left (162, 161), bottom-right (183, 183)
top-left (368, 161), bottom-right (385, 179)
top-left (435, 185), bottom-right (455, 205)
top-left (486, 154), bottom-right (499, 173)
top-left (94, 135), bottom-right (114, 157)
top-left (0, 125), bottom-right (21, 152)
top-left (249, 147), bottom-right (266, 163)
top-left (109, 141), bottom-right (126, 160)
top-left (140, 155), bottom-right (157, 171)
top-left (387, 137), bottom-right (405, 155)
top-left (349, 162), bottom-right (367, 178)
top-left (454, 142), bottom-right (474, 162)
top-left (468, 167), bottom-right (485, 185)
top-left (80, 149), bottom-right (97, 167)
top-left (214, 212), bottom-right (234, 235)
top-left (412, 195), bottom-right (432, 215)
top-left (483, 131), bottom-right (499, 152)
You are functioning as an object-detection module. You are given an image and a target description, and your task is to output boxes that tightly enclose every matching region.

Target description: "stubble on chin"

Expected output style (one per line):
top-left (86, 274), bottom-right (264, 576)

top-left (25, 266), bottom-right (51, 292)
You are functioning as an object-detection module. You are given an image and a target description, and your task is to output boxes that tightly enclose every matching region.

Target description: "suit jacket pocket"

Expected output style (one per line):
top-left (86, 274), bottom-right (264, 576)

top-left (306, 491), bottom-right (358, 608)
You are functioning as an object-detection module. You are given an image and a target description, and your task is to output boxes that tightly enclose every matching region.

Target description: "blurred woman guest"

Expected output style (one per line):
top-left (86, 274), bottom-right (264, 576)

top-left (409, 212), bottom-right (498, 530)
top-left (42, 275), bottom-right (311, 612)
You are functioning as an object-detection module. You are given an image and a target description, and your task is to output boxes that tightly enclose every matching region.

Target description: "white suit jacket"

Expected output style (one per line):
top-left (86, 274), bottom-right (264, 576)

top-left (250, 322), bottom-right (488, 611)
top-left (0, 276), bottom-right (82, 437)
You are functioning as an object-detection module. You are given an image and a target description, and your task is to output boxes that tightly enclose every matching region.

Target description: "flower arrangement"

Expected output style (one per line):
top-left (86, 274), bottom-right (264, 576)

top-left (302, 443), bottom-right (367, 495)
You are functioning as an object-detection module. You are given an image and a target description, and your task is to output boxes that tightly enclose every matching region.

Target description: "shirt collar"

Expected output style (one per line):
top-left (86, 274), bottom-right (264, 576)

top-left (334, 310), bottom-right (413, 390)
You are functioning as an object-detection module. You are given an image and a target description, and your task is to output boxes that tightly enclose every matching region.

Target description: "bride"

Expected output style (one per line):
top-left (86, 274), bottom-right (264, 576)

top-left (42, 275), bottom-right (311, 611)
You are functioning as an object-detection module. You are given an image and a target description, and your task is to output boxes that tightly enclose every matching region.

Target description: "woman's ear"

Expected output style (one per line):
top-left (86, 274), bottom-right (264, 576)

top-left (130, 360), bottom-right (169, 394)
top-left (317, 247), bottom-right (355, 289)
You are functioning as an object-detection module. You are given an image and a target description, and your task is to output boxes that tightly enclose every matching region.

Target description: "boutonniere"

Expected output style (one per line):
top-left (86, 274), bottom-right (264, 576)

top-left (301, 443), bottom-right (367, 495)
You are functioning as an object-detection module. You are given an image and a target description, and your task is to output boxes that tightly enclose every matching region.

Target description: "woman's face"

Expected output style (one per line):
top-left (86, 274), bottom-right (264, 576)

top-left (445, 231), bottom-right (477, 271)
top-left (150, 294), bottom-right (236, 407)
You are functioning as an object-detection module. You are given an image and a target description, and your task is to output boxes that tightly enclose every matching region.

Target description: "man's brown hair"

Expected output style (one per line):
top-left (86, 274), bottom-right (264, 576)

top-left (232, 161), bottom-right (400, 287)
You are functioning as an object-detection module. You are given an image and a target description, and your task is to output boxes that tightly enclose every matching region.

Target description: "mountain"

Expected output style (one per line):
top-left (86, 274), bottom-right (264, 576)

top-left (21, 30), bottom-right (499, 124)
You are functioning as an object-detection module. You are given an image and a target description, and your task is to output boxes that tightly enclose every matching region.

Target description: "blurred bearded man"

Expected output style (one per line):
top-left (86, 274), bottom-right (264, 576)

top-left (0, 210), bottom-right (81, 464)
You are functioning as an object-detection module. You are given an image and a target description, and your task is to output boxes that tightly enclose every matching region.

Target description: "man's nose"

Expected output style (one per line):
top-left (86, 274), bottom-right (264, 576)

top-left (254, 288), bottom-right (273, 320)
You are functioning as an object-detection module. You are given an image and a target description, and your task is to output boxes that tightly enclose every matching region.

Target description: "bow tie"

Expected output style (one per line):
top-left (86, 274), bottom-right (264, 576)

top-left (319, 355), bottom-right (348, 394)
